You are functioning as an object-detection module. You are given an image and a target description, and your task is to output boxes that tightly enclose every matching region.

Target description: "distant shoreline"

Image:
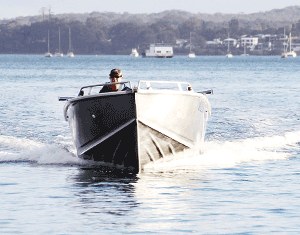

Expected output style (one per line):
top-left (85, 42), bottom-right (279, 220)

top-left (0, 53), bottom-right (284, 57)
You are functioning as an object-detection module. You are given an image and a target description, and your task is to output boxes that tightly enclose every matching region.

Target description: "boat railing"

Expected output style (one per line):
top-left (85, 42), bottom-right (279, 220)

top-left (58, 80), bottom-right (212, 101)
top-left (138, 80), bottom-right (192, 92)
top-left (78, 81), bottom-right (132, 96)
top-left (138, 80), bottom-right (213, 95)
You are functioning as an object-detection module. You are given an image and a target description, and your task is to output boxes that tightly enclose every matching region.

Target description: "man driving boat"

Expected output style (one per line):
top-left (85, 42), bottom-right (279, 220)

top-left (100, 69), bottom-right (131, 93)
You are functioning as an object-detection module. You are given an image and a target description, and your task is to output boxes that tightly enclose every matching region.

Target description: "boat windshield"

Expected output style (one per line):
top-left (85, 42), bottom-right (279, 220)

top-left (138, 80), bottom-right (192, 91)
top-left (78, 81), bottom-right (132, 96)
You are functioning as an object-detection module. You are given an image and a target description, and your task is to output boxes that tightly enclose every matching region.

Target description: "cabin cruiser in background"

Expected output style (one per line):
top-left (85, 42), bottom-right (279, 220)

top-left (67, 28), bottom-right (74, 57)
top-left (45, 30), bottom-right (52, 57)
top-left (142, 43), bottom-right (174, 58)
top-left (130, 48), bottom-right (139, 57)
top-left (281, 32), bottom-right (297, 58)
top-left (55, 27), bottom-right (63, 57)
top-left (59, 79), bottom-right (212, 174)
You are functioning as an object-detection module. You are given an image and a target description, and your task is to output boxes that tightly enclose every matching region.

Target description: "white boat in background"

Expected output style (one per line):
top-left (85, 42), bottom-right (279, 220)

top-left (45, 52), bottom-right (52, 57)
top-left (45, 30), bottom-right (52, 57)
top-left (188, 32), bottom-right (196, 58)
top-left (67, 52), bottom-right (74, 57)
top-left (67, 28), bottom-right (74, 57)
top-left (59, 80), bottom-right (212, 174)
top-left (281, 32), bottom-right (297, 58)
top-left (142, 43), bottom-right (174, 58)
top-left (55, 51), bottom-right (63, 57)
top-left (55, 27), bottom-right (63, 57)
top-left (188, 52), bottom-right (196, 58)
top-left (130, 48), bottom-right (139, 57)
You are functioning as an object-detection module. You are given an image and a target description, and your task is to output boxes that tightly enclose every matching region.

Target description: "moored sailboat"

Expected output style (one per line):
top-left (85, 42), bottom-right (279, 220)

top-left (240, 44), bottom-right (249, 56)
top-left (281, 32), bottom-right (297, 58)
top-left (44, 30), bottom-right (52, 57)
top-left (225, 34), bottom-right (233, 58)
top-left (188, 32), bottom-right (196, 58)
top-left (67, 27), bottom-right (74, 57)
top-left (55, 27), bottom-right (63, 57)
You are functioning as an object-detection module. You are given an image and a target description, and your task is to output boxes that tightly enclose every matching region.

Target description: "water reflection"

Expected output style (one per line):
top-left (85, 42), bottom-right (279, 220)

top-left (70, 168), bottom-right (139, 218)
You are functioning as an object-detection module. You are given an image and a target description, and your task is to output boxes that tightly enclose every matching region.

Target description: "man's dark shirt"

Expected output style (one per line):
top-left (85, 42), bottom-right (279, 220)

top-left (99, 84), bottom-right (131, 93)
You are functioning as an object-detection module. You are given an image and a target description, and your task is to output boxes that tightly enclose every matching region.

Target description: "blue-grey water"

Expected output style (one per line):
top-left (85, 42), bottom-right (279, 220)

top-left (0, 54), bottom-right (299, 234)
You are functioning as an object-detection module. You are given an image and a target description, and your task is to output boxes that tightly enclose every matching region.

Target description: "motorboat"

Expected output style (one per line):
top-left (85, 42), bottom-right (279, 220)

top-left (130, 48), bottom-right (139, 57)
top-left (59, 80), bottom-right (212, 174)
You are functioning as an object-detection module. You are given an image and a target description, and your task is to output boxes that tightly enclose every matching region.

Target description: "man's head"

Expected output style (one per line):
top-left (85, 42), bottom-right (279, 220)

top-left (109, 69), bottom-right (123, 91)
top-left (109, 69), bottom-right (123, 82)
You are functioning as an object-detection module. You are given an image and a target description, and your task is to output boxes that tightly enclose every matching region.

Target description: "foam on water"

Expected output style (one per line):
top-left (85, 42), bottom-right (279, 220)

top-left (0, 135), bottom-right (83, 165)
top-left (144, 131), bottom-right (300, 171)
top-left (1, 131), bottom-right (299, 171)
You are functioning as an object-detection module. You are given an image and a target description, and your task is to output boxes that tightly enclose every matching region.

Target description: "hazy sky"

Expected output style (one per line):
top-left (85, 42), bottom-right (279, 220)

top-left (1, 0), bottom-right (300, 19)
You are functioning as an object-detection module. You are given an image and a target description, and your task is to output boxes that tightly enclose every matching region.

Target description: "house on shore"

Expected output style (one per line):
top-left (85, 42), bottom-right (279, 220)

top-left (223, 38), bottom-right (238, 47)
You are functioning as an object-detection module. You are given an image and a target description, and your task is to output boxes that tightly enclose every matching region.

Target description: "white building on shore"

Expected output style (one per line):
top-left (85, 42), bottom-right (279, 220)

top-left (142, 43), bottom-right (174, 58)
top-left (223, 38), bottom-right (238, 47)
top-left (241, 36), bottom-right (259, 48)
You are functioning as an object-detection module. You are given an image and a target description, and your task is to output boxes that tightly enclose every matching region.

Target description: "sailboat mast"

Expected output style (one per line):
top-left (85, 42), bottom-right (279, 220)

top-left (48, 30), bottom-right (50, 53)
top-left (289, 32), bottom-right (292, 53)
top-left (283, 27), bottom-right (286, 53)
top-left (189, 32), bottom-right (192, 53)
top-left (228, 33), bottom-right (230, 52)
top-left (59, 27), bottom-right (61, 53)
top-left (69, 28), bottom-right (71, 51)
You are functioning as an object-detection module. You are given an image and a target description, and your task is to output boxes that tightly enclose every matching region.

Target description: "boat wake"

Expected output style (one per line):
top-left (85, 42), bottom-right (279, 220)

top-left (0, 131), bottom-right (299, 171)
top-left (143, 131), bottom-right (300, 172)
top-left (0, 135), bottom-right (83, 165)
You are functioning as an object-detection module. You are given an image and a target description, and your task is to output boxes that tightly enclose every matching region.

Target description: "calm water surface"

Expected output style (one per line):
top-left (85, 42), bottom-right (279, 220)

top-left (0, 55), bottom-right (299, 234)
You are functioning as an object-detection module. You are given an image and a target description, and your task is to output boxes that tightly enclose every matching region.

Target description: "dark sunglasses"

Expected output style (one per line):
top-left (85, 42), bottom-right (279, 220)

top-left (111, 75), bottom-right (123, 79)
